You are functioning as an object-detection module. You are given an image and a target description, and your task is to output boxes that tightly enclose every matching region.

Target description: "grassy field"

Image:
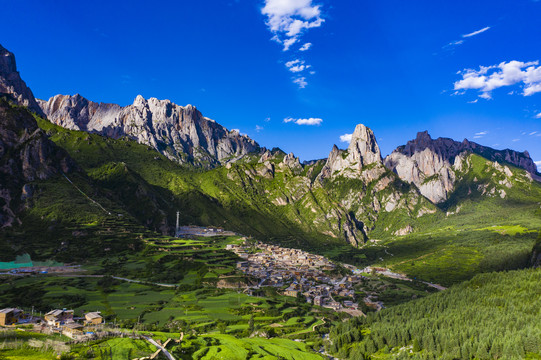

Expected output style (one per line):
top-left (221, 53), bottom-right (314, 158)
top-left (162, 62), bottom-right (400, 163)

top-left (189, 334), bottom-right (324, 360)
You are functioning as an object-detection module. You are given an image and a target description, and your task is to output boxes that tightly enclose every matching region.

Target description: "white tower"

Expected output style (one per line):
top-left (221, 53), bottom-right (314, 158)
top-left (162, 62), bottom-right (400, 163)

top-left (175, 211), bottom-right (180, 237)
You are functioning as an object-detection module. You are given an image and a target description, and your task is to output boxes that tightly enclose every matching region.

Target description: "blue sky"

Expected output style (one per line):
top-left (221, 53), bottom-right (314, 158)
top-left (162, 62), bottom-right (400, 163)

top-left (3, 0), bottom-right (541, 169)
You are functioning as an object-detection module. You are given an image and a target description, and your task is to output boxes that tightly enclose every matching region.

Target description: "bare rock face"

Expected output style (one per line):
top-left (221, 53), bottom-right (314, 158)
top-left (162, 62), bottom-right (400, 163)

top-left (0, 44), bottom-right (44, 116)
top-left (280, 152), bottom-right (302, 174)
top-left (318, 124), bottom-right (384, 182)
top-left (385, 131), bottom-right (539, 203)
top-left (0, 99), bottom-right (74, 227)
top-left (38, 94), bottom-right (260, 168)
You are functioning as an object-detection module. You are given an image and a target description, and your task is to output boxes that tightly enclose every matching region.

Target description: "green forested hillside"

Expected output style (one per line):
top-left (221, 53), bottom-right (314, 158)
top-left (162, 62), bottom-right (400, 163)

top-left (330, 268), bottom-right (541, 360)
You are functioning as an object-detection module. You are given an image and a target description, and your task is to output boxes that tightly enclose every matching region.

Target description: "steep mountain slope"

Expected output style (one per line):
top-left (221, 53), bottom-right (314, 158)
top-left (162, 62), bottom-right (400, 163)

top-left (0, 44), bottom-right (44, 116)
top-left (37, 94), bottom-right (260, 168)
top-left (0, 98), bottom-right (74, 228)
top-left (384, 131), bottom-right (538, 203)
top-left (33, 116), bottom-right (432, 249)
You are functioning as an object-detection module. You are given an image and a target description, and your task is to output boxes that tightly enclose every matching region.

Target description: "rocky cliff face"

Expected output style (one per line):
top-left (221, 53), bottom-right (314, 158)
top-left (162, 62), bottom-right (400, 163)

top-left (318, 124), bottom-right (386, 183)
top-left (0, 44), bottom-right (44, 116)
top-left (38, 94), bottom-right (260, 168)
top-left (0, 99), bottom-right (74, 227)
top-left (384, 131), bottom-right (539, 203)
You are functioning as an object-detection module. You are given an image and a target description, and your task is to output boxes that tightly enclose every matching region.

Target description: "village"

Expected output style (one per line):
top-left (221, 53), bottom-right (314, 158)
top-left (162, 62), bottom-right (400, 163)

top-left (226, 241), bottom-right (367, 315)
top-left (0, 307), bottom-right (105, 340)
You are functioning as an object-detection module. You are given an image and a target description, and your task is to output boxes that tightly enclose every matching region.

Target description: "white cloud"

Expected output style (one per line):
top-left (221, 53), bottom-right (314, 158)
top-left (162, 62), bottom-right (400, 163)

top-left (261, 0), bottom-right (324, 51)
top-left (299, 42), bottom-right (312, 51)
top-left (255, 125), bottom-right (264, 132)
top-left (536, 112), bottom-right (541, 119)
top-left (473, 136), bottom-right (483, 139)
top-left (529, 131), bottom-right (537, 135)
top-left (285, 59), bottom-right (311, 73)
top-left (264, 117), bottom-right (271, 122)
top-left (285, 59), bottom-right (301, 67)
top-left (475, 131), bottom-right (488, 136)
top-left (284, 117), bottom-right (322, 125)
top-left (340, 133), bottom-right (353, 143)
top-left (468, 99), bottom-right (478, 103)
top-left (462, 26), bottom-right (491, 38)
top-left (454, 60), bottom-right (541, 98)
top-left (293, 76), bottom-right (308, 88)
top-left (535, 161), bottom-right (541, 171)
top-left (512, 138), bottom-right (520, 142)
top-left (282, 37), bottom-right (298, 51)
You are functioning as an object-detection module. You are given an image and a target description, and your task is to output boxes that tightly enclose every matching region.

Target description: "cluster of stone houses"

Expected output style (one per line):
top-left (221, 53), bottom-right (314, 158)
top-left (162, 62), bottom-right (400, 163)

top-left (0, 307), bottom-right (103, 339)
top-left (226, 242), bottom-right (363, 311)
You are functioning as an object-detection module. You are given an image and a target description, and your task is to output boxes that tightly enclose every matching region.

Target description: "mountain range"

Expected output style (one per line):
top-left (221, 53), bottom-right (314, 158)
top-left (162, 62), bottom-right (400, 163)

top-left (1, 42), bottom-right (540, 253)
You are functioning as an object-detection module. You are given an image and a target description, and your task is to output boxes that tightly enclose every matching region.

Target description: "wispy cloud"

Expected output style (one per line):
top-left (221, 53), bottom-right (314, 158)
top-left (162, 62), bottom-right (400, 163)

top-left (299, 42), bottom-right (312, 51)
top-left (468, 99), bottom-right (479, 103)
top-left (292, 76), bottom-right (308, 88)
top-left (462, 26), bottom-right (491, 38)
top-left (529, 131), bottom-right (538, 135)
top-left (443, 40), bottom-right (463, 50)
top-left (512, 138), bottom-right (520, 142)
top-left (340, 133), bottom-right (352, 143)
top-left (262, 0), bottom-right (324, 51)
top-left (441, 26), bottom-right (490, 53)
top-left (536, 112), bottom-right (541, 119)
top-left (454, 60), bottom-right (541, 99)
top-left (473, 130), bottom-right (488, 139)
top-left (255, 125), bottom-right (264, 132)
top-left (284, 117), bottom-right (322, 125)
top-left (264, 117), bottom-right (271, 122)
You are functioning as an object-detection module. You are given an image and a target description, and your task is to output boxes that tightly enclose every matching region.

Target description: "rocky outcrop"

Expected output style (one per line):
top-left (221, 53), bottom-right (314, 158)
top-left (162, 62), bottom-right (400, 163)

top-left (318, 124), bottom-right (385, 182)
top-left (385, 131), bottom-right (539, 203)
top-left (311, 124), bottom-right (435, 246)
top-left (0, 99), bottom-right (74, 227)
top-left (38, 94), bottom-right (260, 168)
top-left (0, 44), bottom-right (44, 116)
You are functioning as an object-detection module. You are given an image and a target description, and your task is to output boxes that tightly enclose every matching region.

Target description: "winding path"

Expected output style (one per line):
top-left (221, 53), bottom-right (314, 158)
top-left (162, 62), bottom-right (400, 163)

top-left (142, 335), bottom-right (176, 360)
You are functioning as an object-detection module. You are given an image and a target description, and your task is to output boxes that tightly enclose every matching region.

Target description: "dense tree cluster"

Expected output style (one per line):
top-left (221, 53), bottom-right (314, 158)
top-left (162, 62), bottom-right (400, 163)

top-left (330, 268), bottom-right (541, 359)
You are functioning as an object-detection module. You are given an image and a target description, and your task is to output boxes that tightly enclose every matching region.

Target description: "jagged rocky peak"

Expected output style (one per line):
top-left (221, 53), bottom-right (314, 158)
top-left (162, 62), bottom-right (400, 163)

top-left (318, 124), bottom-right (384, 181)
top-left (39, 93), bottom-right (260, 168)
top-left (0, 44), bottom-right (44, 116)
top-left (348, 123), bottom-right (382, 166)
top-left (385, 130), bottom-right (539, 203)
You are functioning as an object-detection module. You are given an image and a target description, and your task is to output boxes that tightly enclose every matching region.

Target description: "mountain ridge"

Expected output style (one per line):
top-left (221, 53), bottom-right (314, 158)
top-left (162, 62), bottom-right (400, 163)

top-left (37, 93), bottom-right (261, 168)
top-left (384, 130), bottom-right (539, 203)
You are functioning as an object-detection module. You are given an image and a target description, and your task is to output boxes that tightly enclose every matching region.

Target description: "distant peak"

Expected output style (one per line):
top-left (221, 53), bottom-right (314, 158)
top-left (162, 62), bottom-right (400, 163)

top-left (416, 130), bottom-right (432, 141)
